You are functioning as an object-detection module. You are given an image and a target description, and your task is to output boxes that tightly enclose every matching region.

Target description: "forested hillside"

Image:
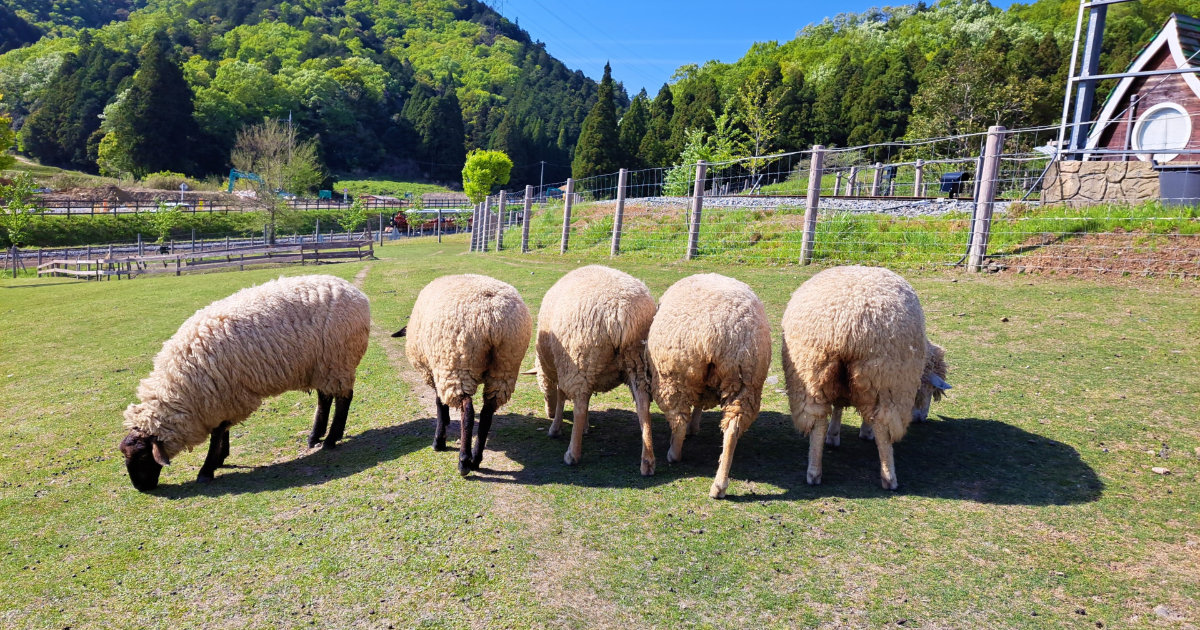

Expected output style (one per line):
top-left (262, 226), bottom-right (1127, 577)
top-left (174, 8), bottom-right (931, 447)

top-left (0, 0), bottom-right (606, 186)
top-left (598, 0), bottom-right (1200, 175)
top-left (2, 0), bottom-right (1199, 188)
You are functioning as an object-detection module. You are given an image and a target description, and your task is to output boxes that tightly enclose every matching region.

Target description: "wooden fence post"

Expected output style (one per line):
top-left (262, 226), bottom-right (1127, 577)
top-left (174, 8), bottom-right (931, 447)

top-left (481, 196), bottom-right (492, 252)
top-left (800, 146), bottom-right (826, 265)
top-left (469, 203), bottom-right (479, 251)
top-left (845, 166), bottom-right (858, 196)
top-left (870, 162), bottom-right (882, 196)
top-left (968, 126), bottom-right (1006, 272)
top-left (495, 190), bottom-right (506, 250)
top-left (914, 159), bottom-right (924, 197)
top-left (834, 170), bottom-right (844, 196)
top-left (685, 161), bottom-right (707, 260)
top-left (378, 213), bottom-right (384, 246)
top-left (138, 233), bottom-right (144, 257)
top-left (521, 185), bottom-right (533, 253)
top-left (560, 178), bottom-right (575, 254)
top-left (611, 168), bottom-right (628, 256)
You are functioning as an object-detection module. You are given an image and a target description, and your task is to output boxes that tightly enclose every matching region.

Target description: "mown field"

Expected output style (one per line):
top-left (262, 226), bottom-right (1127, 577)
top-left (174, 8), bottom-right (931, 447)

top-left (1, 236), bottom-right (1197, 628)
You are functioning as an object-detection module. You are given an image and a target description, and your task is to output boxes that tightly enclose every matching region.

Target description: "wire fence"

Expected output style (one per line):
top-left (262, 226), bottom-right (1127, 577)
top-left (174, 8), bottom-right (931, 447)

top-left (465, 120), bottom-right (1199, 278)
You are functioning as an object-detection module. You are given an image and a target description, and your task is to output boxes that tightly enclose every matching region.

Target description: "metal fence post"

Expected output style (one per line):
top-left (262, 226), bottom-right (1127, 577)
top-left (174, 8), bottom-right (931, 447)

top-left (611, 168), bottom-right (628, 256)
top-left (560, 178), bottom-right (574, 254)
top-left (470, 203), bottom-right (479, 251)
top-left (914, 159), bottom-right (924, 197)
top-left (495, 190), bottom-right (506, 250)
top-left (437, 209), bottom-right (443, 243)
top-left (870, 162), bottom-right (882, 196)
top-left (968, 126), bottom-right (1006, 272)
top-left (521, 185), bottom-right (533, 253)
top-left (846, 166), bottom-right (858, 196)
top-left (685, 161), bottom-right (707, 260)
top-left (378, 213), bottom-right (384, 246)
top-left (800, 146), bottom-right (826, 265)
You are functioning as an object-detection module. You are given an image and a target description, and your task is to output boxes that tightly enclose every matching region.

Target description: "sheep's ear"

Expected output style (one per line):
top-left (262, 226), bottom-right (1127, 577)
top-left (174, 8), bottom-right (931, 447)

top-left (151, 439), bottom-right (171, 466)
top-left (926, 374), bottom-right (952, 391)
top-left (391, 326), bottom-right (407, 338)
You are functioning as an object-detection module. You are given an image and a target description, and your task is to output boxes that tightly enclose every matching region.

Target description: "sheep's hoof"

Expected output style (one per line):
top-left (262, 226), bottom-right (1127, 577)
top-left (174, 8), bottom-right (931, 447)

top-left (197, 471), bottom-right (215, 483)
top-left (825, 434), bottom-right (841, 447)
top-left (880, 476), bottom-right (898, 491)
top-left (806, 469), bottom-right (822, 485)
top-left (307, 437), bottom-right (322, 449)
top-left (458, 460), bottom-right (472, 477)
top-left (432, 441), bottom-right (447, 452)
top-left (547, 424), bottom-right (562, 438)
top-left (708, 482), bottom-right (727, 499)
top-left (640, 457), bottom-right (656, 476)
top-left (321, 440), bottom-right (338, 450)
top-left (563, 450), bottom-right (580, 466)
top-left (471, 454), bottom-right (484, 470)
top-left (667, 447), bottom-right (681, 464)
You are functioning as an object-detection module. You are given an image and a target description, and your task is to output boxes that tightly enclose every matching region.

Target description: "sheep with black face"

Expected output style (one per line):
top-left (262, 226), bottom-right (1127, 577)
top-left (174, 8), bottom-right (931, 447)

top-left (119, 275), bottom-right (370, 491)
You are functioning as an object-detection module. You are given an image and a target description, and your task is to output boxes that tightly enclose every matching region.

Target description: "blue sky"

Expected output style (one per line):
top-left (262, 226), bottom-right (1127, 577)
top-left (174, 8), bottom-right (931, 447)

top-left (494, 0), bottom-right (1017, 94)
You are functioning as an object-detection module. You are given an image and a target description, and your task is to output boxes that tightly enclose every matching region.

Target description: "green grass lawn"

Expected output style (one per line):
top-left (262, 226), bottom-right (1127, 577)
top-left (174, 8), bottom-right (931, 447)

top-left (332, 178), bottom-right (459, 199)
top-left (1, 237), bottom-right (1198, 628)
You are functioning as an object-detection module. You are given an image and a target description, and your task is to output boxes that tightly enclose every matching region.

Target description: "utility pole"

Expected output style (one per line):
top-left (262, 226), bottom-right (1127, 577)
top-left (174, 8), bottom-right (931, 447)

top-left (539, 161), bottom-right (545, 196)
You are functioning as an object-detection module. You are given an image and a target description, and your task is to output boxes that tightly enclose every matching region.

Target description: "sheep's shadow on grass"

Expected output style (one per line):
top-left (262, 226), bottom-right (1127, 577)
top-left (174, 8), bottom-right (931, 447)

top-left (158, 422), bottom-right (430, 499)
top-left (471, 409), bottom-right (1103, 506)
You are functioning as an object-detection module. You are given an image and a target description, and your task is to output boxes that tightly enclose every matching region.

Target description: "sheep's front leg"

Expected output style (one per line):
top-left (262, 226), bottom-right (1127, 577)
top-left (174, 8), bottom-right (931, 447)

top-left (564, 393), bottom-right (589, 465)
top-left (806, 414), bottom-right (828, 485)
top-left (629, 377), bottom-right (655, 476)
top-left (433, 396), bottom-right (450, 451)
top-left (218, 427), bottom-right (230, 466)
top-left (688, 406), bottom-right (702, 436)
top-left (666, 412), bottom-right (688, 464)
top-left (198, 422), bottom-right (231, 482)
top-left (826, 407), bottom-right (843, 447)
top-left (308, 392), bottom-right (333, 448)
top-left (458, 398), bottom-right (475, 477)
top-left (324, 391), bottom-right (352, 448)
top-left (858, 422), bottom-right (875, 442)
top-left (548, 388), bottom-right (566, 438)
top-left (472, 398), bottom-right (497, 470)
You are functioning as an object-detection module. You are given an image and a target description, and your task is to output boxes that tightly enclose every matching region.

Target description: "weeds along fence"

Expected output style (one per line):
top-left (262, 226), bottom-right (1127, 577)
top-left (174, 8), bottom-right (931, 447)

top-left (470, 124), bottom-right (1200, 277)
top-left (29, 195), bottom-right (472, 217)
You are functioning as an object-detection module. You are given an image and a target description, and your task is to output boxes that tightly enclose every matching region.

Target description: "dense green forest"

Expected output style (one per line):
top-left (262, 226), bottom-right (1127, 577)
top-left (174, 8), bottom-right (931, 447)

top-left (2, 0), bottom-right (1199, 189)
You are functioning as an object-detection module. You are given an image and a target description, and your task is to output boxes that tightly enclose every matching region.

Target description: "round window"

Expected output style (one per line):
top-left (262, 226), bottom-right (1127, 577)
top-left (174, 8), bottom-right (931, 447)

top-left (1133, 103), bottom-right (1190, 162)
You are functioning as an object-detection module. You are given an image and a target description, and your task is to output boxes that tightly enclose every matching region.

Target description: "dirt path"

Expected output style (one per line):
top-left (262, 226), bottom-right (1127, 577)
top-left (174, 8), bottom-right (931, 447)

top-left (354, 264), bottom-right (631, 627)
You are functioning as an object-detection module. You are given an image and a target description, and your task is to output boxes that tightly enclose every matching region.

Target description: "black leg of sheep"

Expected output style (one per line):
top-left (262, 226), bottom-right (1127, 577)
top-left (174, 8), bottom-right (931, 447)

top-left (309, 392), bottom-right (333, 448)
top-left (197, 422), bottom-right (231, 482)
top-left (433, 396), bottom-right (450, 451)
top-left (458, 398), bottom-right (475, 477)
top-left (473, 398), bottom-right (498, 470)
top-left (325, 391), bottom-right (352, 448)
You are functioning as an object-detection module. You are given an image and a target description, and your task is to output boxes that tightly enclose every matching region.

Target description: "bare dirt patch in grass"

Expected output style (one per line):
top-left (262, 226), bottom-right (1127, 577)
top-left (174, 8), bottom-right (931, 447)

top-left (1003, 232), bottom-right (1200, 279)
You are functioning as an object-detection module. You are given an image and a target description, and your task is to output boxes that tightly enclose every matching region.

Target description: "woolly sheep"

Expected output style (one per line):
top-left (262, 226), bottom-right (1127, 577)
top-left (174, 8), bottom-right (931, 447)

top-left (395, 274), bottom-right (532, 476)
top-left (780, 265), bottom-right (951, 490)
top-left (532, 265), bottom-right (657, 474)
top-left (118, 275), bottom-right (371, 491)
top-left (647, 273), bottom-right (771, 499)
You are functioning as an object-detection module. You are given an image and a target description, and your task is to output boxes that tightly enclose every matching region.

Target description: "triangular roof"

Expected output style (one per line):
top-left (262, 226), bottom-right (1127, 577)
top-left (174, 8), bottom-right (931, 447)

top-left (1085, 14), bottom-right (1200, 149)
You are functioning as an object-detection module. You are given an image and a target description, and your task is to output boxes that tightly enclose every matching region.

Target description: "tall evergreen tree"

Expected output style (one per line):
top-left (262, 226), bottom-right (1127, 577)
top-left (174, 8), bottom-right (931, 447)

top-left (668, 74), bottom-right (719, 156)
top-left (412, 78), bottom-right (466, 183)
top-left (618, 89), bottom-right (649, 168)
top-left (639, 83), bottom-right (674, 167)
top-left (103, 30), bottom-right (201, 176)
top-left (571, 62), bottom-right (622, 180)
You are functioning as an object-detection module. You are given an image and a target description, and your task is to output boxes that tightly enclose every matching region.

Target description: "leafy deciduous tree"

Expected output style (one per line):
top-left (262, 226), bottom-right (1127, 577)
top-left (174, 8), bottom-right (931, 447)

top-left (462, 148), bottom-right (512, 204)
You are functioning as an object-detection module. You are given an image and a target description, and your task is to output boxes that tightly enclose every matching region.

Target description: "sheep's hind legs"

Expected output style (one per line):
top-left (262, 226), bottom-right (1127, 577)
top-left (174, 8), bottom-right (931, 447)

top-left (710, 422), bottom-right (743, 499)
top-left (308, 392), bottom-right (334, 448)
top-left (688, 406), bottom-right (702, 436)
top-left (806, 415), bottom-right (828, 485)
top-left (630, 377), bottom-right (655, 476)
top-left (564, 394), bottom-right (589, 466)
top-left (433, 396), bottom-right (450, 451)
top-left (547, 388), bottom-right (566, 437)
top-left (472, 398), bottom-right (497, 470)
top-left (666, 414), bottom-right (688, 464)
top-left (197, 421), bottom-right (231, 482)
top-left (458, 398), bottom-right (475, 477)
top-left (323, 391), bottom-right (352, 449)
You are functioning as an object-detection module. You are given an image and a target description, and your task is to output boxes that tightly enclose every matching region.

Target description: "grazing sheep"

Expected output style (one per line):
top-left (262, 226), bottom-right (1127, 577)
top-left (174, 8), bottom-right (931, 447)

top-left (647, 273), bottom-right (771, 499)
top-left (396, 274), bottom-right (532, 476)
top-left (118, 275), bottom-right (371, 491)
top-left (780, 265), bottom-right (951, 490)
top-left (533, 265), bottom-right (657, 474)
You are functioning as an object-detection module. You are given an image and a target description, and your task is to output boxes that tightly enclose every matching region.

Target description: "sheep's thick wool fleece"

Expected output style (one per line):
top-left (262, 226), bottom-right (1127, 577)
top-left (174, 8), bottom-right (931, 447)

top-left (648, 273), bottom-right (771, 431)
top-left (405, 274), bottom-right (532, 407)
top-left (781, 265), bottom-right (926, 438)
top-left (536, 265), bottom-right (656, 397)
top-left (123, 275), bottom-right (370, 458)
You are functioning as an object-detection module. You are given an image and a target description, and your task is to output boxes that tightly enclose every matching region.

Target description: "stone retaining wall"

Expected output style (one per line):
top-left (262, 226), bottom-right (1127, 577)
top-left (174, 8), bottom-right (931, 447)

top-left (1042, 161), bottom-right (1160, 204)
